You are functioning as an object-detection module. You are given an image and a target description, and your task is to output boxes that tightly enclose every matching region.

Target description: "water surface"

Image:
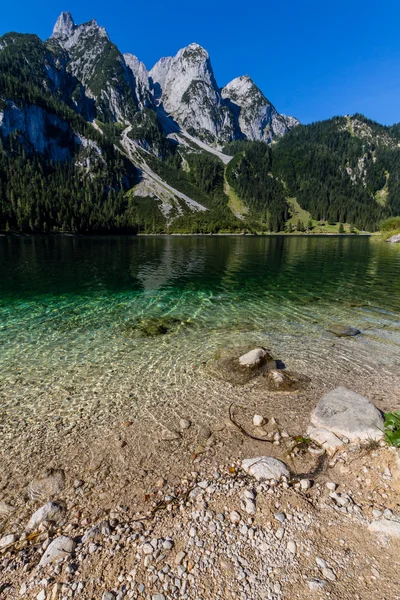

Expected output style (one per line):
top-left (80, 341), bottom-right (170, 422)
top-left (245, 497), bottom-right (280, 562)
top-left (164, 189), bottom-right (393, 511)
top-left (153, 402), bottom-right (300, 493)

top-left (1, 235), bottom-right (399, 423)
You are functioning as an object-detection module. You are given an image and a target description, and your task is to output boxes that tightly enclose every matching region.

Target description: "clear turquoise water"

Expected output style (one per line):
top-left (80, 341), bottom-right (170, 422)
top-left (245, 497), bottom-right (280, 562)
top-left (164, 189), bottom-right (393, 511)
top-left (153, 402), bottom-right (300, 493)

top-left (1, 235), bottom-right (399, 423)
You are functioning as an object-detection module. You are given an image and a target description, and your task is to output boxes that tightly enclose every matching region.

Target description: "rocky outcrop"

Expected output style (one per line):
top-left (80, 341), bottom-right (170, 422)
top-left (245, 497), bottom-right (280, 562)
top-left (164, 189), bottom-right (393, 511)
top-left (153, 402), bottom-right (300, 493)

top-left (51, 12), bottom-right (137, 122)
top-left (310, 387), bottom-right (384, 442)
top-left (221, 75), bottom-right (298, 142)
top-left (0, 102), bottom-right (74, 161)
top-left (149, 43), bottom-right (234, 143)
top-left (124, 53), bottom-right (153, 109)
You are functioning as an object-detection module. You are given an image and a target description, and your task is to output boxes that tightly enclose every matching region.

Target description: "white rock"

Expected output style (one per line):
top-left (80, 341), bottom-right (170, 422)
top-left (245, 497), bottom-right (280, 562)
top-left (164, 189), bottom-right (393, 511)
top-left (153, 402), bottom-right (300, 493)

top-left (241, 457), bottom-right (290, 481)
top-left (307, 426), bottom-right (344, 456)
top-left (0, 534), bottom-right (17, 549)
top-left (175, 551), bottom-right (186, 565)
top-left (369, 519), bottom-right (400, 537)
top-left (253, 415), bottom-right (265, 427)
top-left (39, 536), bottom-right (76, 567)
top-left (229, 511), bottom-right (241, 524)
top-left (287, 541), bottom-right (297, 554)
top-left (308, 579), bottom-right (327, 591)
top-left (387, 233), bottom-right (400, 243)
top-left (238, 348), bottom-right (267, 368)
top-left (221, 75), bottom-right (298, 142)
top-left (26, 502), bottom-right (64, 531)
top-left (325, 482), bottom-right (338, 491)
top-left (300, 479), bottom-right (311, 490)
top-left (311, 387), bottom-right (384, 441)
top-left (322, 568), bottom-right (336, 581)
top-left (161, 429), bottom-right (181, 441)
top-left (179, 419), bottom-right (191, 430)
top-left (36, 591), bottom-right (46, 600)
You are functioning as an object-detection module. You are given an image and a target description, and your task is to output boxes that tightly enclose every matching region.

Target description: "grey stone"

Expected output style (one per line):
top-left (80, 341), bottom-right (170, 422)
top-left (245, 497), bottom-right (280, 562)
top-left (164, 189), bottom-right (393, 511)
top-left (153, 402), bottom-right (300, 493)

top-left (311, 387), bottom-right (384, 441)
top-left (308, 578), bottom-right (328, 591)
top-left (307, 426), bottom-right (344, 455)
top-left (26, 502), bottom-right (64, 531)
top-left (238, 348), bottom-right (267, 368)
top-left (369, 519), bottom-right (400, 537)
top-left (39, 536), bottom-right (76, 567)
top-left (241, 456), bottom-right (290, 481)
top-left (0, 534), bottom-right (17, 549)
top-left (387, 233), bottom-right (400, 243)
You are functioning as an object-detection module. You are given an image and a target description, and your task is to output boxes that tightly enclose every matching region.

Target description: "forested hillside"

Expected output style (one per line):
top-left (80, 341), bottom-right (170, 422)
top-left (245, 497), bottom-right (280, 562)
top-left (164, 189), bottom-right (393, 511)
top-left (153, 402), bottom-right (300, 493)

top-left (224, 116), bottom-right (400, 232)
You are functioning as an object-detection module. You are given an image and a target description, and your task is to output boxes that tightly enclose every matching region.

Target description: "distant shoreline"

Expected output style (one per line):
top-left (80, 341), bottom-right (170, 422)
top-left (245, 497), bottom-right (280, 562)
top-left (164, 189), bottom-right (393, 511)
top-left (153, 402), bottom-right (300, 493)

top-left (0, 232), bottom-right (373, 238)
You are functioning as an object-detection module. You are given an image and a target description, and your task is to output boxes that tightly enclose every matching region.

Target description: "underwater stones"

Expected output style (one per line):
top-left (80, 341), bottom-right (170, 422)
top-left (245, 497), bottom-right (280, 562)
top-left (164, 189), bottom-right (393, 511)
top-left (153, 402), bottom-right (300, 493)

top-left (241, 456), bottom-right (290, 481)
top-left (39, 535), bottom-right (76, 567)
top-left (124, 316), bottom-right (186, 338)
top-left (210, 345), bottom-right (276, 385)
top-left (27, 469), bottom-right (66, 502)
top-left (26, 501), bottom-right (65, 531)
top-left (328, 324), bottom-right (361, 337)
top-left (264, 369), bottom-right (309, 392)
top-left (311, 387), bottom-right (384, 442)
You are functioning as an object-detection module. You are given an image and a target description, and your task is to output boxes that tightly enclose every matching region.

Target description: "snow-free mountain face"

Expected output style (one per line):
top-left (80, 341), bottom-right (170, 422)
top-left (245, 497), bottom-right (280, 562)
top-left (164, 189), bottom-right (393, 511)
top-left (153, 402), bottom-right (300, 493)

top-left (51, 12), bottom-right (138, 123)
top-left (149, 43), bottom-right (235, 143)
top-left (124, 53), bottom-right (153, 110)
top-left (221, 75), bottom-right (299, 142)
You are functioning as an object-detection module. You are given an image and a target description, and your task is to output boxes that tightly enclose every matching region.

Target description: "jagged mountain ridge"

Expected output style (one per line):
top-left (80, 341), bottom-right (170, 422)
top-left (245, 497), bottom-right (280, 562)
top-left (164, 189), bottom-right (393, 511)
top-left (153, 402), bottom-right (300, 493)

top-left (50, 12), bottom-right (298, 143)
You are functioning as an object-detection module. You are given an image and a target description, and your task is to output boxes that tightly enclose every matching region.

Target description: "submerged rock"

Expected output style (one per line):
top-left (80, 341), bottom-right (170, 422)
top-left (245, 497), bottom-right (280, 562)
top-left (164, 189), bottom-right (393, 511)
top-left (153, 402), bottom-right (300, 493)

top-left (311, 387), bottom-right (383, 442)
top-left (123, 316), bottom-right (187, 338)
top-left (209, 345), bottom-right (276, 385)
top-left (263, 369), bottom-right (310, 392)
top-left (328, 324), bottom-right (361, 337)
top-left (241, 456), bottom-right (290, 481)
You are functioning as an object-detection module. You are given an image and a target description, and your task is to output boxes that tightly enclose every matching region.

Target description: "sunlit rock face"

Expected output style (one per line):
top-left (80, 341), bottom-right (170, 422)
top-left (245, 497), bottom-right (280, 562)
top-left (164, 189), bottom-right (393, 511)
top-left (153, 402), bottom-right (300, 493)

top-left (221, 75), bottom-right (299, 142)
top-left (149, 43), bottom-right (235, 143)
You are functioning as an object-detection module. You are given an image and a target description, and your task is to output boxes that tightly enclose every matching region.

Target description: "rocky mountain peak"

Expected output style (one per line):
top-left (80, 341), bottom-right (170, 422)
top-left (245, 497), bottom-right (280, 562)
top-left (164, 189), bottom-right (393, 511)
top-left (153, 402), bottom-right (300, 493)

top-left (52, 12), bottom-right (75, 40)
top-left (221, 75), bottom-right (297, 142)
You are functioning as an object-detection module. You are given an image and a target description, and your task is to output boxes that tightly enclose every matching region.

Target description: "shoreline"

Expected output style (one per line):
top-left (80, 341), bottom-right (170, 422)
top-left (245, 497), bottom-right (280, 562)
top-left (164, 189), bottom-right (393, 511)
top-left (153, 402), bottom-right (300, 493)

top-left (0, 232), bottom-right (374, 238)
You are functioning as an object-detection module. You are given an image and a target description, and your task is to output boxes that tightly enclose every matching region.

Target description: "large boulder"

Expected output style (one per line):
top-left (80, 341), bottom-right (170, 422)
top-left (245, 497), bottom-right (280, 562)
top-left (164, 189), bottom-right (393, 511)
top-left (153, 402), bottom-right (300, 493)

top-left (242, 456), bottom-right (290, 481)
top-left (311, 387), bottom-right (384, 442)
top-left (386, 233), bottom-right (400, 243)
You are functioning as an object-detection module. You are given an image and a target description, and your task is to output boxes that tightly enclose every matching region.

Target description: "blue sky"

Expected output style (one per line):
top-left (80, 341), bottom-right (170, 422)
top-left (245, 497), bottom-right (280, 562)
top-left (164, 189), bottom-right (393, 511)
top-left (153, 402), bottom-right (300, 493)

top-left (2, 0), bottom-right (400, 125)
